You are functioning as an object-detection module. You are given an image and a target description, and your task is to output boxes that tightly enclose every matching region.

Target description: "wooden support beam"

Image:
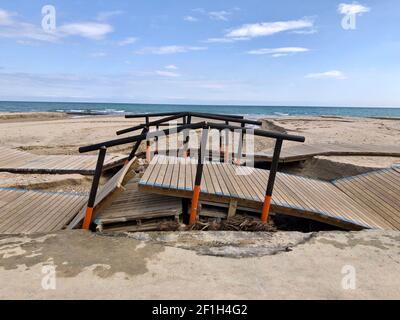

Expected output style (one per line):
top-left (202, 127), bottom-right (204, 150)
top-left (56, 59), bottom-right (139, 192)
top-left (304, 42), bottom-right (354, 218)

top-left (228, 200), bottom-right (238, 218)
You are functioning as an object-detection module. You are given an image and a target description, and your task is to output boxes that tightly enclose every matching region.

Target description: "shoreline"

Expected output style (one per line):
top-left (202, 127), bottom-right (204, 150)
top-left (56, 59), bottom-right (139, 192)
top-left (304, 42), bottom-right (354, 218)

top-left (2, 110), bottom-right (400, 122)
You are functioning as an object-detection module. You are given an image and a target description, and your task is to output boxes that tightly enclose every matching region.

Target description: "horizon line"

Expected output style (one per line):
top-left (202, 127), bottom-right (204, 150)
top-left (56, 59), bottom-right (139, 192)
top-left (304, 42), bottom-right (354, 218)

top-left (1, 99), bottom-right (400, 109)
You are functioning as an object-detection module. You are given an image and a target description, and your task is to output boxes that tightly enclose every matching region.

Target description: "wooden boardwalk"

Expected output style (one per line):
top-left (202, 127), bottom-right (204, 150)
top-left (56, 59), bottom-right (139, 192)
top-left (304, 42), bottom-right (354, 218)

top-left (0, 158), bottom-right (140, 235)
top-left (139, 155), bottom-right (397, 230)
top-left (0, 147), bottom-right (127, 175)
top-left (333, 169), bottom-right (400, 230)
top-left (0, 188), bottom-right (86, 234)
top-left (254, 143), bottom-right (400, 163)
top-left (94, 178), bottom-right (181, 231)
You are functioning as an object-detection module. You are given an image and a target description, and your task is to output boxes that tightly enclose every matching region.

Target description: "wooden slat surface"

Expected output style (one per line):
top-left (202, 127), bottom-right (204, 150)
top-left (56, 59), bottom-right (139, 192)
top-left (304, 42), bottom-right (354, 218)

top-left (333, 169), bottom-right (400, 230)
top-left (0, 147), bottom-right (127, 175)
top-left (139, 155), bottom-right (397, 230)
top-left (95, 179), bottom-right (181, 226)
top-left (0, 188), bottom-right (86, 234)
top-left (67, 158), bottom-right (139, 229)
top-left (255, 143), bottom-right (400, 163)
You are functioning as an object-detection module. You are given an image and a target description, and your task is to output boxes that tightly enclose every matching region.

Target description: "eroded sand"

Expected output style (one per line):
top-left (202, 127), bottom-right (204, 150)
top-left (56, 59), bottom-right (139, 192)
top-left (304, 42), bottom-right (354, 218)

top-left (0, 113), bottom-right (399, 189)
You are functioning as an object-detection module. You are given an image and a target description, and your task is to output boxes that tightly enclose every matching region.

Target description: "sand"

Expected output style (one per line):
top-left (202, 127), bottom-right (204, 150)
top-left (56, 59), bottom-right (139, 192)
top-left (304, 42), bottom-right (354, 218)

top-left (0, 112), bottom-right (399, 189)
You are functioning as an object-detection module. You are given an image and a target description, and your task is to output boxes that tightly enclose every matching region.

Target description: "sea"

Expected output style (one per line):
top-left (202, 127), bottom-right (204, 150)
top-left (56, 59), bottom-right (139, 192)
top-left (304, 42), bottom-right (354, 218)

top-left (1, 101), bottom-right (400, 119)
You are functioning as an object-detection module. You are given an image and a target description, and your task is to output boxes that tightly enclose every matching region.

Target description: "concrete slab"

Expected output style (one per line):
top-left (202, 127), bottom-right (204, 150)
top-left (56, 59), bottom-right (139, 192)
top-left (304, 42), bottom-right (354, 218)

top-left (0, 230), bottom-right (399, 299)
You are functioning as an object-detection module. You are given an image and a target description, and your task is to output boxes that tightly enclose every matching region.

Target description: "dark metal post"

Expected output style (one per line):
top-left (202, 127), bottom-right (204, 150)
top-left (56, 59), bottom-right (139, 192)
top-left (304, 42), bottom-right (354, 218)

top-left (224, 121), bottom-right (230, 163)
top-left (83, 146), bottom-right (107, 230)
top-left (261, 139), bottom-right (283, 223)
top-left (145, 116), bottom-right (151, 162)
top-left (182, 198), bottom-right (190, 225)
top-left (189, 127), bottom-right (209, 225)
top-left (183, 115), bottom-right (192, 157)
top-left (155, 124), bottom-right (159, 154)
top-left (128, 127), bottom-right (148, 161)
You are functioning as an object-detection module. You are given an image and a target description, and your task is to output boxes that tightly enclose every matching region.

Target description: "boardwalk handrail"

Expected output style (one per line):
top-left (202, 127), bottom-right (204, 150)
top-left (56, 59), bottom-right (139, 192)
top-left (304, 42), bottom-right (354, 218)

top-left (116, 111), bottom-right (261, 136)
top-left (79, 121), bottom-right (305, 226)
top-left (125, 111), bottom-right (244, 119)
top-left (80, 122), bottom-right (303, 153)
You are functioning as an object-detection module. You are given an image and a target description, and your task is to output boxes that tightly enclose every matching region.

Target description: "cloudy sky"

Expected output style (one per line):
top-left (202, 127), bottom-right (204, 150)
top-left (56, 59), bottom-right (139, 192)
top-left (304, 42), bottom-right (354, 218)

top-left (0, 0), bottom-right (399, 106)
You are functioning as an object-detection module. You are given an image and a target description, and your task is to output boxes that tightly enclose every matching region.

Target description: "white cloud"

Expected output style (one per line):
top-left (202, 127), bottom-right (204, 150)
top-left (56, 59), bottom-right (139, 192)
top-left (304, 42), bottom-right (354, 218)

top-left (155, 70), bottom-right (181, 77)
top-left (135, 45), bottom-right (207, 55)
top-left (0, 22), bottom-right (59, 42)
top-left (208, 11), bottom-right (231, 21)
top-left (188, 7), bottom-right (239, 22)
top-left (96, 10), bottom-right (124, 21)
top-left (338, 3), bottom-right (370, 15)
top-left (165, 65), bottom-right (178, 70)
top-left (204, 38), bottom-right (235, 43)
top-left (59, 22), bottom-right (113, 40)
top-left (247, 47), bottom-right (310, 57)
top-left (0, 8), bottom-right (14, 25)
top-left (305, 70), bottom-right (347, 80)
top-left (292, 28), bottom-right (318, 35)
top-left (0, 8), bottom-right (114, 43)
top-left (117, 37), bottom-right (138, 46)
top-left (226, 19), bottom-right (314, 39)
top-left (204, 37), bottom-right (251, 43)
top-left (184, 16), bottom-right (198, 22)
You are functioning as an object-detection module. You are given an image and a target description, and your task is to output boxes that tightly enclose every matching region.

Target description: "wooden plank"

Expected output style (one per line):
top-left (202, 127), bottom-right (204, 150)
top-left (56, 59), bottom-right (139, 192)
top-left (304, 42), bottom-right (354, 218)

top-left (0, 147), bottom-right (126, 175)
top-left (256, 143), bottom-right (400, 163)
top-left (138, 155), bottom-right (398, 231)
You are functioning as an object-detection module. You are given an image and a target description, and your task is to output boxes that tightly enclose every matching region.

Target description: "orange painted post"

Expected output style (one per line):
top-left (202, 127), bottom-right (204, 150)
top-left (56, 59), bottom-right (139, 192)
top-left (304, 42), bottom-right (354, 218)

top-left (189, 185), bottom-right (201, 224)
top-left (82, 207), bottom-right (94, 230)
top-left (261, 139), bottom-right (283, 224)
top-left (188, 127), bottom-right (208, 225)
top-left (146, 144), bottom-right (151, 162)
top-left (260, 195), bottom-right (272, 223)
top-left (83, 146), bottom-right (107, 230)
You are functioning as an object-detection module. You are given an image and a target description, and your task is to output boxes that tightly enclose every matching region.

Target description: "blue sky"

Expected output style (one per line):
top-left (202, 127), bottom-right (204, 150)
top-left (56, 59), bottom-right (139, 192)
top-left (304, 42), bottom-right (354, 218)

top-left (0, 0), bottom-right (399, 106)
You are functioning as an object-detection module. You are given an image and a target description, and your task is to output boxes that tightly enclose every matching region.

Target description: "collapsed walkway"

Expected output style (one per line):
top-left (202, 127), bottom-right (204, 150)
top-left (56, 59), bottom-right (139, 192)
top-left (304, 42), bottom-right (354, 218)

top-left (0, 147), bottom-right (126, 175)
top-left (254, 143), bottom-right (400, 163)
top-left (0, 158), bottom-right (139, 235)
top-left (0, 188), bottom-right (86, 234)
top-left (139, 155), bottom-right (400, 231)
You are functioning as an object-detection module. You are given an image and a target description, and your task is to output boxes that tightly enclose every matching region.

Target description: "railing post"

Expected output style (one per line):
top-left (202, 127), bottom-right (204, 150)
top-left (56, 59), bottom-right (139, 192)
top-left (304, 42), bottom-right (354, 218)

top-left (82, 146), bottom-right (107, 230)
top-left (145, 116), bottom-right (151, 162)
top-left (127, 127), bottom-right (148, 161)
top-left (182, 198), bottom-right (190, 224)
top-left (189, 127), bottom-right (209, 225)
top-left (261, 139), bottom-right (283, 223)
top-left (235, 123), bottom-right (245, 165)
top-left (183, 115), bottom-right (192, 158)
top-left (155, 124), bottom-right (159, 154)
top-left (224, 121), bottom-right (230, 163)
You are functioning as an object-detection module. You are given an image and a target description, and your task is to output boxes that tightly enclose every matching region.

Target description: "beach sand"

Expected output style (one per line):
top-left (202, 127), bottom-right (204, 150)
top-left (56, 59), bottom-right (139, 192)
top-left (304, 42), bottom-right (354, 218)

top-left (0, 112), bottom-right (399, 190)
